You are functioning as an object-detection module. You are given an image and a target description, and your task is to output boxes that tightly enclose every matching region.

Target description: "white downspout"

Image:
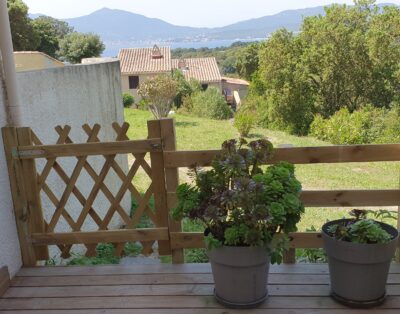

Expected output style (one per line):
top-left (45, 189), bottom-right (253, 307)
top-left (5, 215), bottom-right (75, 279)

top-left (0, 0), bottom-right (22, 126)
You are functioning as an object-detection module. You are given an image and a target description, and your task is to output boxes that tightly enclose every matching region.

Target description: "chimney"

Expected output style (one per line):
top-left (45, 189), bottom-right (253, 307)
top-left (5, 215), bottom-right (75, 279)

top-left (151, 44), bottom-right (163, 59)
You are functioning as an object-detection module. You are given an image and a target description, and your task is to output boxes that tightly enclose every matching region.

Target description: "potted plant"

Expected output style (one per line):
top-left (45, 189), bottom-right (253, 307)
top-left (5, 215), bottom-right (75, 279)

top-left (172, 139), bottom-right (304, 308)
top-left (322, 209), bottom-right (399, 307)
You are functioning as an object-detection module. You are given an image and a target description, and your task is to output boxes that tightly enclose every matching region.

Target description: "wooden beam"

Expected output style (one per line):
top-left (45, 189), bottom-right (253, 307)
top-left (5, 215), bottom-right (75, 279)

top-left (164, 143), bottom-right (400, 168)
top-left (160, 118), bottom-right (184, 264)
top-left (1, 127), bottom-right (37, 266)
top-left (15, 138), bottom-right (162, 159)
top-left (301, 189), bottom-right (400, 207)
top-left (30, 228), bottom-right (169, 245)
top-left (168, 189), bottom-right (400, 208)
top-left (0, 267), bottom-right (10, 297)
top-left (16, 128), bottom-right (48, 260)
top-left (147, 120), bottom-right (171, 255)
top-left (170, 232), bottom-right (324, 249)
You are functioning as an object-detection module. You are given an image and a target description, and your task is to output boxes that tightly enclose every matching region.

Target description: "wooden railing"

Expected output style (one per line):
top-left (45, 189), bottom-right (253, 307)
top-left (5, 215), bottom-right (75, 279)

top-left (2, 118), bottom-right (400, 265)
top-left (164, 142), bottom-right (400, 263)
top-left (2, 119), bottom-right (178, 266)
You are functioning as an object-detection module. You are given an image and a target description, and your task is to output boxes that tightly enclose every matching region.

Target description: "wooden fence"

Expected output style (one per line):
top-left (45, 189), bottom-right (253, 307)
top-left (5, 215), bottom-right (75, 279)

top-left (2, 118), bottom-right (400, 265)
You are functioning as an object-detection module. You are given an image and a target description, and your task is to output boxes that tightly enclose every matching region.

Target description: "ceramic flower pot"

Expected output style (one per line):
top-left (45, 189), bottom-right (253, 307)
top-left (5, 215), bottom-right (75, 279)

top-left (322, 219), bottom-right (399, 307)
top-left (207, 246), bottom-right (269, 308)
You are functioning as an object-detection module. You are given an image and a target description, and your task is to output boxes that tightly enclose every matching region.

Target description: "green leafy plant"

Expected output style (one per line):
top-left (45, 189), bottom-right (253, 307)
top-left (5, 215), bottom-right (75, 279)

top-left (191, 87), bottom-right (233, 120)
top-left (122, 93), bottom-right (135, 108)
top-left (327, 209), bottom-right (393, 244)
top-left (234, 108), bottom-right (256, 137)
top-left (172, 138), bottom-right (304, 264)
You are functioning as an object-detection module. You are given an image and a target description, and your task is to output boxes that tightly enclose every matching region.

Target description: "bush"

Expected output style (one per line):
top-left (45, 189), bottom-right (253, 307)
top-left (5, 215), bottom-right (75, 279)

top-left (176, 95), bottom-right (193, 115)
top-left (234, 107), bottom-right (256, 137)
top-left (310, 105), bottom-right (400, 144)
top-left (122, 93), bottom-right (134, 108)
top-left (191, 88), bottom-right (233, 120)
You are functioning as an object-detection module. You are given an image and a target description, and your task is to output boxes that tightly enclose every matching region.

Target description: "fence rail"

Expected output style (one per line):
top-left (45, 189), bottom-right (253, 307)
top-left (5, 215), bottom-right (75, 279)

top-left (2, 118), bottom-right (400, 266)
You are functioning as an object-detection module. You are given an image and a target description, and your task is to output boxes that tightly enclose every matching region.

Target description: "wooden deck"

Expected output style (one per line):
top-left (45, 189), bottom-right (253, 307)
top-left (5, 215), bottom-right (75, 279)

top-left (0, 263), bottom-right (400, 313)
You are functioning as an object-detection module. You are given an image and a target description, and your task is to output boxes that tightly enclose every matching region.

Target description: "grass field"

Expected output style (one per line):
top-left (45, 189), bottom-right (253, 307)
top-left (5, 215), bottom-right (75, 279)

top-left (125, 108), bottom-right (400, 232)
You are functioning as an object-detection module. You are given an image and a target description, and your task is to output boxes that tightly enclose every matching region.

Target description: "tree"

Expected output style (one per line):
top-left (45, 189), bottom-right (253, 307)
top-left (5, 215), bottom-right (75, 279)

top-left (172, 70), bottom-right (201, 107)
top-left (32, 16), bottom-right (73, 57)
top-left (253, 0), bottom-right (400, 135)
top-left (236, 43), bottom-right (261, 80)
top-left (7, 0), bottom-right (40, 51)
top-left (138, 75), bottom-right (177, 119)
top-left (58, 32), bottom-right (105, 63)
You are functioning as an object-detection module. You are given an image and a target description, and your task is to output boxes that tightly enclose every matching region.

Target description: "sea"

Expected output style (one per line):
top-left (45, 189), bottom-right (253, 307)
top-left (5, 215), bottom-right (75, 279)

top-left (102, 38), bottom-right (264, 57)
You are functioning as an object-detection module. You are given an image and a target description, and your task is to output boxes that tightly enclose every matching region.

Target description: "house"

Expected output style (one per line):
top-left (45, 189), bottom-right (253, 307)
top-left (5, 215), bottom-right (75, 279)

top-left (118, 45), bottom-right (171, 101)
top-left (119, 45), bottom-right (224, 100)
top-left (14, 51), bottom-right (64, 72)
top-left (221, 76), bottom-right (250, 108)
top-left (171, 57), bottom-right (222, 91)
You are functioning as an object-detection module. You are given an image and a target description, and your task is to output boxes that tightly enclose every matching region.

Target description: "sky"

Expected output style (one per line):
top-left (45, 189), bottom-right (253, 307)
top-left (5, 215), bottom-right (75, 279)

top-left (24, 0), bottom-right (400, 27)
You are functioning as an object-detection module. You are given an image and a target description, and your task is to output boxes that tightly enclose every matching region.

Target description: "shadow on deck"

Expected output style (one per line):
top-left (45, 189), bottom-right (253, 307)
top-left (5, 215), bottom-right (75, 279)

top-left (0, 263), bottom-right (400, 313)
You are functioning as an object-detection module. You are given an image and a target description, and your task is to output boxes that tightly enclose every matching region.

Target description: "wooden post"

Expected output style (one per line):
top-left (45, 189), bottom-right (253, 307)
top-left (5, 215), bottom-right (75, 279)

top-left (283, 248), bottom-right (296, 264)
top-left (160, 118), bottom-right (184, 264)
top-left (2, 127), bottom-right (37, 266)
top-left (0, 266), bottom-right (10, 297)
top-left (147, 120), bottom-right (171, 255)
top-left (397, 208), bottom-right (400, 262)
top-left (16, 128), bottom-right (49, 260)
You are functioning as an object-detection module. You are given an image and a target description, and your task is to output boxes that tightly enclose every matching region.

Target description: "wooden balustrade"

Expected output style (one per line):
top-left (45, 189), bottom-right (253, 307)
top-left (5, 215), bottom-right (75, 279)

top-left (2, 118), bottom-right (400, 266)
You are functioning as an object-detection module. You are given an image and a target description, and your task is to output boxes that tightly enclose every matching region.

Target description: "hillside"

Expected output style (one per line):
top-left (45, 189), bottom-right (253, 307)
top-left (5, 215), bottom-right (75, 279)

top-left (30, 3), bottom-right (398, 56)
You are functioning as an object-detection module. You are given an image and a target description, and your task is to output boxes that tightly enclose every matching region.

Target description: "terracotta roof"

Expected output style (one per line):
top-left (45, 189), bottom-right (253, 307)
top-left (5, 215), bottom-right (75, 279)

top-left (172, 57), bottom-right (221, 83)
top-left (222, 76), bottom-right (250, 86)
top-left (118, 46), bottom-right (171, 74)
top-left (13, 51), bottom-right (64, 65)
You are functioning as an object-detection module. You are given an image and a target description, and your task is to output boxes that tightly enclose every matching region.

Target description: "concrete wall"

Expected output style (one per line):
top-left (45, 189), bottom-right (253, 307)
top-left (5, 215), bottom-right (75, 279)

top-left (15, 61), bottom-right (130, 259)
top-left (0, 56), bottom-right (23, 277)
top-left (14, 52), bottom-right (64, 72)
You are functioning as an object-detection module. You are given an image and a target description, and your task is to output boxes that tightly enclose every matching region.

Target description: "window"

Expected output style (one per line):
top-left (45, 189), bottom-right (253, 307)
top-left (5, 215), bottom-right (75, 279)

top-left (201, 84), bottom-right (209, 91)
top-left (129, 76), bottom-right (139, 89)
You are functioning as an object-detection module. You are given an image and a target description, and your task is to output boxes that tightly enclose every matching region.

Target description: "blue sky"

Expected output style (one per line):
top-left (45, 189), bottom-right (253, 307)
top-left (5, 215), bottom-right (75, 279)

top-left (24, 0), bottom-right (400, 27)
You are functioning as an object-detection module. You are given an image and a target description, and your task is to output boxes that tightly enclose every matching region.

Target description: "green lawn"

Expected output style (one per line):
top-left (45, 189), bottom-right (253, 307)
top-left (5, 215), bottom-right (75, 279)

top-left (125, 109), bottom-right (400, 232)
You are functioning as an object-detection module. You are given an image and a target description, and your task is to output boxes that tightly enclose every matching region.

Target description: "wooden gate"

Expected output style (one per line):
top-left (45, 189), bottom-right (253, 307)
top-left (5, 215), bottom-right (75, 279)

top-left (2, 119), bottom-right (178, 266)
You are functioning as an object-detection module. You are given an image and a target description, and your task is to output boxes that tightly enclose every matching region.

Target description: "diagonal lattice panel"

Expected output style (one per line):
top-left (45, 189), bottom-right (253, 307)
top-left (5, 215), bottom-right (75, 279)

top-left (26, 122), bottom-right (167, 260)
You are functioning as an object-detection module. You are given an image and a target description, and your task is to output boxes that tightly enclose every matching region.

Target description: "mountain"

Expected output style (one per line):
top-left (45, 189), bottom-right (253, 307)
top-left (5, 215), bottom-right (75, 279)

top-left (30, 4), bottom-right (398, 56)
top-left (64, 8), bottom-right (208, 41)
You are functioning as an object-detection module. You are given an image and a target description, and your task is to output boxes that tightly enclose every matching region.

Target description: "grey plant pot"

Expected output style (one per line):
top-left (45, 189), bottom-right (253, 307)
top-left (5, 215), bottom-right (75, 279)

top-left (322, 219), bottom-right (399, 307)
top-left (207, 246), bottom-right (269, 309)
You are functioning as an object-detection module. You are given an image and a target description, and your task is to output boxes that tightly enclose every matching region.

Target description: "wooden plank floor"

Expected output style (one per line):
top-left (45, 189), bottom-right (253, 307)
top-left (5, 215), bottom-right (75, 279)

top-left (1, 263), bottom-right (400, 313)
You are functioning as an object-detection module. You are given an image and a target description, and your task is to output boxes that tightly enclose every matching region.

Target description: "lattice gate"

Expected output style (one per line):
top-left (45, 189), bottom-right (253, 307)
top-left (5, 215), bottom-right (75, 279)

top-left (2, 119), bottom-right (179, 266)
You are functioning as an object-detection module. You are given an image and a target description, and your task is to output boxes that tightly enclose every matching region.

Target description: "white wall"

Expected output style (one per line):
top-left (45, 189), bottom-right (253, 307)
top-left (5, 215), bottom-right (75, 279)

top-left (0, 56), bottom-right (22, 277)
top-left (15, 61), bottom-right (131, 260)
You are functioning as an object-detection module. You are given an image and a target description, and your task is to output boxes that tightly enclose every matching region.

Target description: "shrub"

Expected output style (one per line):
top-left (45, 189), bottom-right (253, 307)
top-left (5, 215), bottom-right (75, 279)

top-left (137, 99), bottom-right (149, 111)
top-left (191, 87), bottom-right (233, 120)
top-left (138, 75), bottom-right (177, 119)
top-left (176, 95), bottom-right (193, 115)
top-left (234, 107), bottom-right (256, 137)
top-left (122, 93), bottom-right (134, 108)
top-left (309, 106), bottom-right (393, 144)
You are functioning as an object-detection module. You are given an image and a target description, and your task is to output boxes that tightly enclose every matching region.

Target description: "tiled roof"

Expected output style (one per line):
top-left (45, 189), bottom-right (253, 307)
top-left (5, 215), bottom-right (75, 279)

top-left (118, 46), bottom-right (171, 74)
top-left (172, 57), bottom-right (221, 83)
top-left (222, 76), bottom-right (250, 86)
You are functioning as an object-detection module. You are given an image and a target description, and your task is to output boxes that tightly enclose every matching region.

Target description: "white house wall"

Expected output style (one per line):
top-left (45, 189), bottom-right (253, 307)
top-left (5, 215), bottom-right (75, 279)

top-left (0, 57), bottom-right (23, 277)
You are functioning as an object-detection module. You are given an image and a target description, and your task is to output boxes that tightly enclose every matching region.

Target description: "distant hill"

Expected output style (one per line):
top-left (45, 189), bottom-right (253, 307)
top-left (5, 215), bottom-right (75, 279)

top-left (64, 8), bottom-right (208, 41)
top-left (29, 3), bottom-right (398, 56)
top-left (62, 7), bottom-right (327, 41)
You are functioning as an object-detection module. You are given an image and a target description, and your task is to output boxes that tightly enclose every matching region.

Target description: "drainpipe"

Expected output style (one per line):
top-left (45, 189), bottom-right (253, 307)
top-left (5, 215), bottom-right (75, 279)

top-left (0, 0), bottom-right (22, 126)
